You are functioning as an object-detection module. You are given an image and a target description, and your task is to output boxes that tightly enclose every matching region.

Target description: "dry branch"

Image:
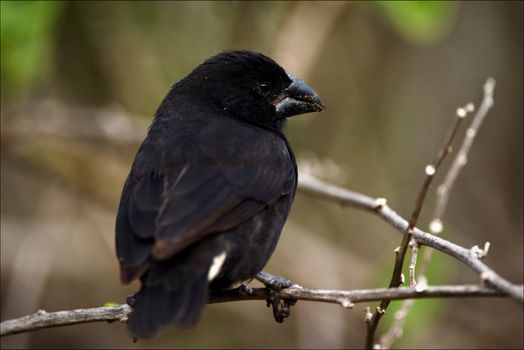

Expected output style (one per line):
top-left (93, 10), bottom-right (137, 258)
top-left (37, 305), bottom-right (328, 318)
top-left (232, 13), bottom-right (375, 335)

top-left (0, 305), bottom-right (132, 337)
top-left (297, 174), bottom-right (524, 302)
top-left (380, 79), bottom-right (494, 349)
top-left (0, 284), bottom-right (508, 337)
top-left (0, 78), bottom-right (521, 345)
top-left (365, 89), bottom-right (469, 348)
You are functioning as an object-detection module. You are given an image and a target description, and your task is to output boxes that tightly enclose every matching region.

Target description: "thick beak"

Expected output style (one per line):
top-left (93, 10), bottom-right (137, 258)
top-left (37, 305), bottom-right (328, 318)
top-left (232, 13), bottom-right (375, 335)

top-left (274, 72), bottom-right (325, 119)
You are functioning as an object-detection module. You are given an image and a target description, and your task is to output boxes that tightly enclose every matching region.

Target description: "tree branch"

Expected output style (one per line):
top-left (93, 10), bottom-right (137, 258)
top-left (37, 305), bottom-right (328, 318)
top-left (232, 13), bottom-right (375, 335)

top-left (0, 305), bottom-right (132, 337)
top-left (1, 80), bottom-right (520, 345)
top-left (297, 174), bottom-right (524, 303)
top-left (0, 284), bottom-right (510, 337)
top-left (365, 90), bottom-right (469, 348)
top-left (380, 79), bottom-right (494, 349)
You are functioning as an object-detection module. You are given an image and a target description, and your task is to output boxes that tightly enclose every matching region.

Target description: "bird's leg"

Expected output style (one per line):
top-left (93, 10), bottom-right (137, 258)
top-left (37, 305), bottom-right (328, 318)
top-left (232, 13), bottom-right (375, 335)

top-left (126, 293), bottom-right (139, 342)
top-left (256, 271), bottom-right (298, 323)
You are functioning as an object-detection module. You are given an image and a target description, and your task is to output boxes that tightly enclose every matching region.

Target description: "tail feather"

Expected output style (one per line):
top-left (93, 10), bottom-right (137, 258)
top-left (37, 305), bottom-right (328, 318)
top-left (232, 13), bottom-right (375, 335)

top-left (128, 274), bottom-right (208, 338)
top-left (179, 277), bottom-right (208, 326)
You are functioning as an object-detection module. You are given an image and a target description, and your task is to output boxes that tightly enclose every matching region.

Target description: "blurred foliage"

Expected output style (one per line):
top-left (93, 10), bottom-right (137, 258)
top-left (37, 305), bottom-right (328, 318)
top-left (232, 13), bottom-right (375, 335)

top-left (0, 1), bottom-right (63, 96)
top-left (0, 1), bottom-right (457, 101)
top-left (376, 1), bottom-right (458, 45)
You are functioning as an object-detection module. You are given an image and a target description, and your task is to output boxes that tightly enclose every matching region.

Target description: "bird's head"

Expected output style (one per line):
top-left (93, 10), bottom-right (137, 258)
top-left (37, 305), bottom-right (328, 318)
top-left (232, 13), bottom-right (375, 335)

top-left (175, 50), bottom-right (325, 130)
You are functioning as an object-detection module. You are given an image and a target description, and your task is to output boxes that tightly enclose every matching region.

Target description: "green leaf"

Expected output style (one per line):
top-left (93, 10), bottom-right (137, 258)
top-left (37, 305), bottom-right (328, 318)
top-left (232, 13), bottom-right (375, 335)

top-left (103, 301), bottom-right (120, 308)
top-left (375, 1), bottom-right (458, 45)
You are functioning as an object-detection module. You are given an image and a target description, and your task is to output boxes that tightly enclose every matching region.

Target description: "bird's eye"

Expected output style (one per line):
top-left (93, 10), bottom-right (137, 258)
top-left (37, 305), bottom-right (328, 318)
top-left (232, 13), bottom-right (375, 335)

top-left (257, 82), bottom-right (271, 95)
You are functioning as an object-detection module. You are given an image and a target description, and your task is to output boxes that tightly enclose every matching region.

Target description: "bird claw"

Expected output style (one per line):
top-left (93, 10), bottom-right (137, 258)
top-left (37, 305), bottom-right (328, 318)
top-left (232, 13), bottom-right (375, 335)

top-left (239, 284), bottom-right (254, 296)
top-left (126, 293), bottom-right (137, 308)
top-left (257, 271), bottom-right (297, 323)
top-left (266, 288), bottom-right (297, 323)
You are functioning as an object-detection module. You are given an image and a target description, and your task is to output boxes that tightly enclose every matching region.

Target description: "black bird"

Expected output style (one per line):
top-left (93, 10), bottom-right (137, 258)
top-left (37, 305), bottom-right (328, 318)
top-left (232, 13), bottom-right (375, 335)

top-left (115, 50), bottom-right (324, 338)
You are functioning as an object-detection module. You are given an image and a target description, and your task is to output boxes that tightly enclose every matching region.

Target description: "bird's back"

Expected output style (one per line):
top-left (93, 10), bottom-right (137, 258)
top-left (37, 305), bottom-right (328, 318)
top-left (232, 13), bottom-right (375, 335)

top-left (114, 50), bottom-right (323, 339)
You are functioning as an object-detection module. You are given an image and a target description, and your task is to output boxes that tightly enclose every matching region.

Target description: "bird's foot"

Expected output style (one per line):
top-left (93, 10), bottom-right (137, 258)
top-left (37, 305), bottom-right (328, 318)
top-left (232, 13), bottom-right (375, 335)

top-left (256, 271), bottom-right (298, 323)
top-left (256, 271), bottom-right (296, 289)
top-left (238, 284), bottom-right (254, 296)
top-left (126, 293), bottom-right (138, 308)
top-left (266, 288), bottom-right (297, 323)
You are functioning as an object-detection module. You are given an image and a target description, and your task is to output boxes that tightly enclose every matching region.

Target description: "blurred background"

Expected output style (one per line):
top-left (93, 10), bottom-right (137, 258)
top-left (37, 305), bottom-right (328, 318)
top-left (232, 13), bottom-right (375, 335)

top-left (1, 1), bottom-right (522, 348)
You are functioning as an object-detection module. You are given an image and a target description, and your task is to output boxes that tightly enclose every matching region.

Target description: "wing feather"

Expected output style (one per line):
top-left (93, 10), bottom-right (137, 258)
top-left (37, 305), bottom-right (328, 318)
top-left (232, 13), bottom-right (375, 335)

top-left (116, 134), bottom-right (296, 281)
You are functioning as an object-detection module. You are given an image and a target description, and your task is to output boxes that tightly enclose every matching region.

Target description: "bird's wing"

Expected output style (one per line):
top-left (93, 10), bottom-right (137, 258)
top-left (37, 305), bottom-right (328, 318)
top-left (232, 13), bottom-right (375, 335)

top-left (152, 158), bottom-right (295, 260)
top-left (116, 150), bottom-right (295, 283)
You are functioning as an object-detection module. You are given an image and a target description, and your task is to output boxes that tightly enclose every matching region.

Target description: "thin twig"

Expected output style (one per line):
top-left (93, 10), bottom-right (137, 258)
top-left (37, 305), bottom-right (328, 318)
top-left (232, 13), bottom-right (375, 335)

top-left (423, 77), bottom-right (496, 276)
top-left (0, 284), bottom-right (510, 337)
top-left (365, 96), bottom-right (470, 349)
top-left (381, 79), bottom-right (494, 349)
top-left (298, 174), bottom-right (523, 302)
top-left (408, 240), bottom-right (419, 288)
top-left (379, 298), bottom-right (415, 349)
top-left (379, 99), bottom-right (478, 348)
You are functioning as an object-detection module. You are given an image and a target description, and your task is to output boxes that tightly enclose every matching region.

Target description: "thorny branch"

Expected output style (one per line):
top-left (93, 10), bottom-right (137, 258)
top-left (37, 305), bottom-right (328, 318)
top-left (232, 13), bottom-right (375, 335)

top-left (0, 283), bottom-right (508, 337)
